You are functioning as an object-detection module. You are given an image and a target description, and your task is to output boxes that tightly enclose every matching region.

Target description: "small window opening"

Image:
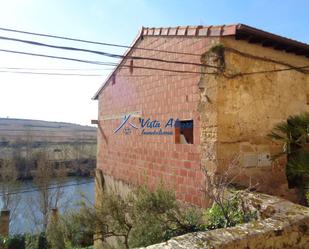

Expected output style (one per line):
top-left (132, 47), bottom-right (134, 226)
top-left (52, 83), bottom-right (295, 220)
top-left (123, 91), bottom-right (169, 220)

top-left (130, 59), bottom-right (134, 74)
top-left (112, 74), bottom-right (116, 85)
top-left (175, 120), bottom-right (193, 144)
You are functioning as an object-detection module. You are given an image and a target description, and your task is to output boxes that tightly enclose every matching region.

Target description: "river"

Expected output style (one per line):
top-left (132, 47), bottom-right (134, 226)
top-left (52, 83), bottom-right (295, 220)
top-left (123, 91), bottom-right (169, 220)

top-left (0, 177), bottom-right (95, 234)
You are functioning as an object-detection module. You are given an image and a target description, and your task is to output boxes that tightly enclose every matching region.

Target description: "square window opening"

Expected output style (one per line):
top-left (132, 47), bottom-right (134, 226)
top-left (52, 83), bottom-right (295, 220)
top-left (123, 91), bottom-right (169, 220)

top-left (175, 120), bottom-right (193, 144)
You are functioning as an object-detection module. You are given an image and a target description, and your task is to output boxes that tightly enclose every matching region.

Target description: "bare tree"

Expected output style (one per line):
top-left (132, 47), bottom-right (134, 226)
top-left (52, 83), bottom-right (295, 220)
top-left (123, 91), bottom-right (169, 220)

top-left (24, 128), bottom-right (34, 165)
top-left (27, 151), bottom-right (66, 232)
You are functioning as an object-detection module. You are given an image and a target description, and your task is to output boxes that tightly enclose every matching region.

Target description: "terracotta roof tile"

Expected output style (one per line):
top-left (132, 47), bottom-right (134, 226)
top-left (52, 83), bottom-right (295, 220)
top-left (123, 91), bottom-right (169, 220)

top-left (177, 26), bottom-right (187, 36)
top-left (197, 26), bottom-right (210, 36)
top-left (209, 26), bottom-right (222, 36)
top-left (148, 28), bottom-right (155, 35)
top-left (144, 25), bottom-right (236, 37)
top-left (161, 28), bottom-right (169, 36)
top-left (169, 27), bottom-right (178, 36)
top-left (154, 28), bottom-right (161, 36)
top-left (222, 25), bottom-right (237, 36)
top-left (187, 26), bottom-right (200, 36)
top-left (142, 25), bottom-right (240, 37)
top-left (142, 28), bottom-right (148, 36)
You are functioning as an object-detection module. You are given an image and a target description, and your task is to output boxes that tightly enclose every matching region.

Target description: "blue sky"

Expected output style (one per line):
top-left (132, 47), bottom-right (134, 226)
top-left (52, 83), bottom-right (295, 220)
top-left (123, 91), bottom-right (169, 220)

top-left (0, 0), bottom-right (308, 125)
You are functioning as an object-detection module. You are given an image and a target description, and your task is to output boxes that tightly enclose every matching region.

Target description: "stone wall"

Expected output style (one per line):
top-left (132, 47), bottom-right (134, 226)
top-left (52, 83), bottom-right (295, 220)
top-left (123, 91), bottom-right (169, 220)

top-left (213, 37), bottom-right (308, 201)
top-left (138, 193), bottom-right (309, 249)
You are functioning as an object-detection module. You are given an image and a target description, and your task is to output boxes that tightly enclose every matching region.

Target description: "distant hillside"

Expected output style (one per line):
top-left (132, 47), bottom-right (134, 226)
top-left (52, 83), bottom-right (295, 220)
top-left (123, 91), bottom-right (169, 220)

top-left (0, 118), bottom-right (97, 144)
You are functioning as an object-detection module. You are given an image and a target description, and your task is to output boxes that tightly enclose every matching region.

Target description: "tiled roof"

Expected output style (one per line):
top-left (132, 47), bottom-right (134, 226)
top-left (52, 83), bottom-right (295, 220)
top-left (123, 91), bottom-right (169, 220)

top-left (142, 24), bottom-right (309, 55)
top-left (93, 24), bottom-right (309, 100)
top-left (142, 25), bottom-right (237, 37)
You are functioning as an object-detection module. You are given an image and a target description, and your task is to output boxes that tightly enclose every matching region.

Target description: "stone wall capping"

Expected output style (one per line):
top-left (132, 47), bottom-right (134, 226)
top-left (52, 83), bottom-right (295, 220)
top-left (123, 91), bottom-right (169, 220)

top-left (138, 192), bottom-right (309, 248)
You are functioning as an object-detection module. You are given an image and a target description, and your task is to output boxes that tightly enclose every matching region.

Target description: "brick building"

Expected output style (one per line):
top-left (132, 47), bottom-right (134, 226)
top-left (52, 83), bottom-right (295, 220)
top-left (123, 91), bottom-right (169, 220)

top-left (93, 24), bottom-right (309, 205)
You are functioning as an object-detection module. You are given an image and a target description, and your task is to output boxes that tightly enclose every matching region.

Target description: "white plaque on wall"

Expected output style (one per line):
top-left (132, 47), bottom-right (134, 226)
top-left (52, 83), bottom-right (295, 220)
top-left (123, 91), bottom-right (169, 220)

top-left (258, 153), bottom-right (272, 167)
top-left (243, 153), bottom-right (258, 168)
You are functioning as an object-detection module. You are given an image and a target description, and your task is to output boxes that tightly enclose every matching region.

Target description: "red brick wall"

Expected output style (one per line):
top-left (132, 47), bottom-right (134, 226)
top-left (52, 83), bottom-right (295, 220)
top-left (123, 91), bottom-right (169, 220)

top-left (97, 36), bottom-right (215, 206)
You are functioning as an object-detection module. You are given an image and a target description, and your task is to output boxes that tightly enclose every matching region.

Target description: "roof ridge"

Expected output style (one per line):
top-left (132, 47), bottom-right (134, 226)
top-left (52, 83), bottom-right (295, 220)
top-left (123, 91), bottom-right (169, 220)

top-left (142, 24), bottom-right (238, 37)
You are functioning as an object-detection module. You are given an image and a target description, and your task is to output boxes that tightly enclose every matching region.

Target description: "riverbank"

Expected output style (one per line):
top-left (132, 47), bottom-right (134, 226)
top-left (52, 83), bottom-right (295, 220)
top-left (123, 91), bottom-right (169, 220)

top-left (0, 176), bottom-right (94, 234)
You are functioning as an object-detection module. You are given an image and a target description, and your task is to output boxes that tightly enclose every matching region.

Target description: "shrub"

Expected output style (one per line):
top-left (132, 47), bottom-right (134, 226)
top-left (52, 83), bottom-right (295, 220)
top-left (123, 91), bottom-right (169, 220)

top-left (25, 234), bottom-right (39, 249)
top-left (46, 218), bottom-right (65, 249)
top-left (57, 186), bottom-right (256, 248)
top-left (0, 235), bottom-right (25, 249)
top-left (129, 186), bottom-right (204, 247)
top-left (37, 233), bottom-right (48, 249)
top-left (60, 185), bottom-right (204, 249)
top-left (0, 233), bottom-right (52, 249)
top-left (6, 234), bottom-right (25, 249)
top-left (204, 194), bottom-right (256, 229)
top-left (61, 212), bottom-right (94, 248)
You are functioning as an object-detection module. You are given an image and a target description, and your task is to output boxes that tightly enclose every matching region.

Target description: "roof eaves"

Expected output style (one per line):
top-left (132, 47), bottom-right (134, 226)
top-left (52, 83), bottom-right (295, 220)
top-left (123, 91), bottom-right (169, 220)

top-left (235, 24), bottom-right (309, 57)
